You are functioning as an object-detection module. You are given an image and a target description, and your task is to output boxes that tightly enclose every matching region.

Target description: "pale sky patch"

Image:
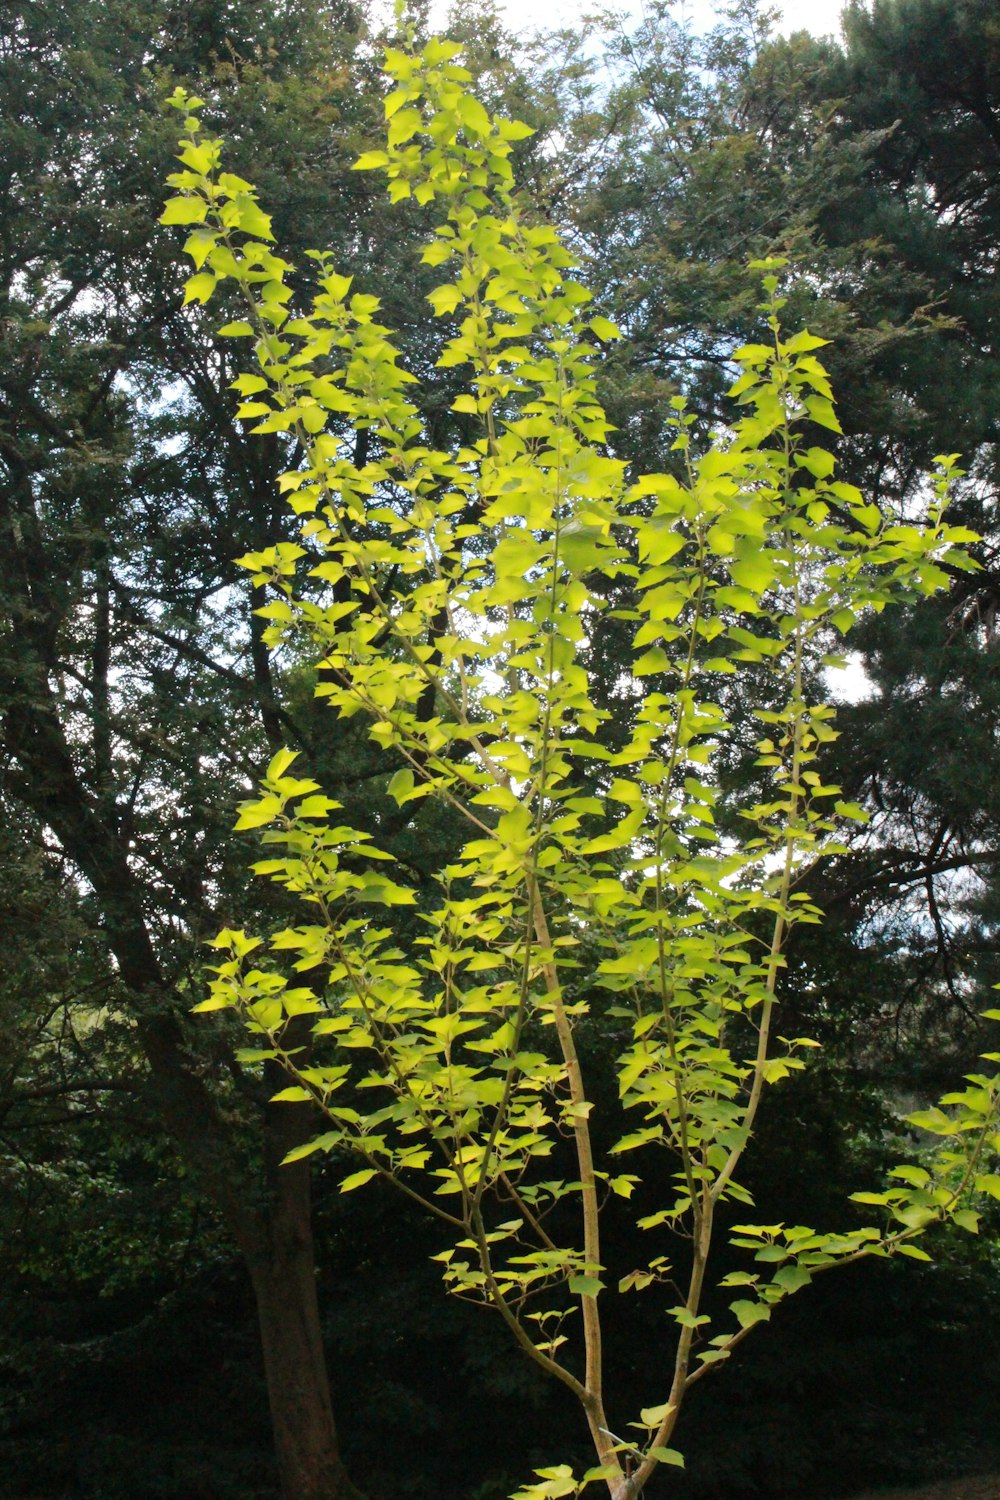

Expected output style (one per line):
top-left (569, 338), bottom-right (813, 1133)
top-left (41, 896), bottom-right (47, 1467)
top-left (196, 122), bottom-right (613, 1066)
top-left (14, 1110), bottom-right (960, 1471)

top-left (825, 651), bottom-right (877, 705)
top-left (491, 0), bottom-right (851, 45)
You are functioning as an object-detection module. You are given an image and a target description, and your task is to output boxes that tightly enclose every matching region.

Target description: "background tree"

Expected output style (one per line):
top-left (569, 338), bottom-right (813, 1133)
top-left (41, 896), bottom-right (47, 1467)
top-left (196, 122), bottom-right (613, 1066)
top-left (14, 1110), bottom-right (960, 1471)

top-left (0, 1), bottom-right (441, 1493)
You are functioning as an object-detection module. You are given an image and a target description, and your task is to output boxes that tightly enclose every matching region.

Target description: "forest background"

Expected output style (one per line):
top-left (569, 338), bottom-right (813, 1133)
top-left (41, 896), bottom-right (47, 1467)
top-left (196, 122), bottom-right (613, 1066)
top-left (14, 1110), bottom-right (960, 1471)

top-left (2, 0), bottom-right (1000, 1497)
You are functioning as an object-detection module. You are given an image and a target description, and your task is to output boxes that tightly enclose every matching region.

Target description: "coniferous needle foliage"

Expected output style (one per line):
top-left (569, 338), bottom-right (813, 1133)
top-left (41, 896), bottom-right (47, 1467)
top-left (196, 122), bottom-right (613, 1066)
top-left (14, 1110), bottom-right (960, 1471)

top-left (161, 32), bottom-right (1000, 1500)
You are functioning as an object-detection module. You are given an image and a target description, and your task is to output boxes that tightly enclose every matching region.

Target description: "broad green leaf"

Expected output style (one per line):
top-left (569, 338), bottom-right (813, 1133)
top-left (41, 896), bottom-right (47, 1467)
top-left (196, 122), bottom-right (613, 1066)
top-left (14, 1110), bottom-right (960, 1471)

top-left (457, 94), bottom-right (491, 136)
top-left (589, 315), bottom-right (621, 341)
top-left (235, 794), bottom-right (282, 830)
top-left (649, 1447), bottom-right (685, 1467)
top-left (568, 1275), bottom-right (604, 1297)
top-left (730, 1300), bottom-right (771, 1329)
top-left (388, 767), bottom-right (415, 805)
top-left (896, 1244), bottom-right (932, 1262)
top-left (639, 1402), bottom-right (674, 1427)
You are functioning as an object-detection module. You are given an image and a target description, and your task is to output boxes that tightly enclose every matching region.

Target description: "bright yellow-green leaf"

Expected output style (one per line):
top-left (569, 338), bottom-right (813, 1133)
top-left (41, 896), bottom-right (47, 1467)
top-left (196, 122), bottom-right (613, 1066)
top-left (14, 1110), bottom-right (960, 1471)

top-left (497, 118), bottom-right (534, 141)
top-left (183, 271), bottom-right (216, 305)
top-left (804, 396), bottom-right (842, 433)
top-left (236, 197), bottom-right (274, 239)
top-left (353, 150), bottom-right (390, 170)
top-left (340, 1168), bottom-right (379, 1192)
top-left (428, 284), bottom-right (462, 316)
top-left (388, 768), bottom-right (415, 805)
top-left (457, 95), bottom-right (491, 136)
top-left (568, 1275), bottom-right (604, 1297)
top-left (160, 196), bottom-right (207, 226)
top-left (796, 446), bottom-right (836, 479)
top-left (282, 1134), bottom-right (339, 1164)
top-left (639, 1402), bottom-right (675, 1427)
top-left (589, 315), bottom-right (621, 341)
top-left (235, 794), bottom-right (282, 830)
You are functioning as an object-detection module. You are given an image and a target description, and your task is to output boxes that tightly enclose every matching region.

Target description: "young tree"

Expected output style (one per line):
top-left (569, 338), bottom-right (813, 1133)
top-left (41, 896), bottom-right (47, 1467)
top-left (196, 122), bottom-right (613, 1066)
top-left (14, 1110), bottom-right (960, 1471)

top-left (164, 33), bottom-right (1000, 1499)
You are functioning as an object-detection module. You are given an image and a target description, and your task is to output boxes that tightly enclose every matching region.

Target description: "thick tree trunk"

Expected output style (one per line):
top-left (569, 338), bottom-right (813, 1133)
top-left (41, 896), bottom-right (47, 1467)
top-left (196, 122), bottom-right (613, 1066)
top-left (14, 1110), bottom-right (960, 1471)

top-left (243, 1053), bottom-right (368, 1500)
top-left (3, 686), bottom-right (366, 1500)
top-left (143, 1015), bottom-right (367, 1500)
top-left (145, 1012), bottom-right (366, 1500)
top-left (247, 1182), bottom-right (366, 1500)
